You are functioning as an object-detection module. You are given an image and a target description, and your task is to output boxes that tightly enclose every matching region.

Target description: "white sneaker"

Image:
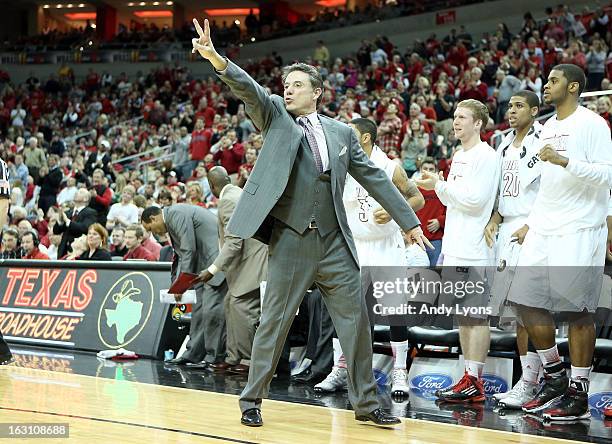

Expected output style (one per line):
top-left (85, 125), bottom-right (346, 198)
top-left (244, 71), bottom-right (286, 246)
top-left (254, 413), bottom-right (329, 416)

top-left (498, 379), bottom-right (538, 409)
top-left (314, 367), bottom-right (348, 393)
top-left (390, 368), bottom-right (410, 396)
top-left (493, 378), bottom-right (525, 402)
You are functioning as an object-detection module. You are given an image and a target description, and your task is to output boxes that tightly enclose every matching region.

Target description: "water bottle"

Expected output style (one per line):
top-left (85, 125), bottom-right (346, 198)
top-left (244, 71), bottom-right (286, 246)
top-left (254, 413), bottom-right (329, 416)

top-left (164, 349), bottom-right (175, 361)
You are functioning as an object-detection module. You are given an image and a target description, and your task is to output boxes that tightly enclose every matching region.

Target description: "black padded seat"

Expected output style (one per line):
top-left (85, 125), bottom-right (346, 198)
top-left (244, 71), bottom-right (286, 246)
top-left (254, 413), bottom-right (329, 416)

top-left (556, 337), bottom-right (570, 356)
top-left (373, 325), bottom-right (390, 343)
top-left (594, 338), bottom-right (612, 358)
top-left (407, 326), bottom-right (460, 347)
top-left (489, 328), bottom-right (517, 352)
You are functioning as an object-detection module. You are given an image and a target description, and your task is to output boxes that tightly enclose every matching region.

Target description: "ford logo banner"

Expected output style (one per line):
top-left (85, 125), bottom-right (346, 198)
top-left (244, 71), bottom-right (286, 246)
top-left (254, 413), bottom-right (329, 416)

top-left (410, 374), bottom-right (453, 391)
top-left (588, 392), bottom-right (612, 414)
top-left (481, 374), bottom-right (508, 395)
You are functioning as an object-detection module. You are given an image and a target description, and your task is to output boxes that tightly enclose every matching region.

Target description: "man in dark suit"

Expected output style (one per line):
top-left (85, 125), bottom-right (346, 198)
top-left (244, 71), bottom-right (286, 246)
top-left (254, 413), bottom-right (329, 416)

top-left (53, 188), bottom-right (98, 258)
top-left (192, 19), bottom-right (430, 427)
top-left (37, 154), bottom-right (63, 215)
top-left (85, 139), bottom-right (112, 176)
top-left (142, 204), bottom-right (227, 368)
top-left (201, 166), bottom-right (267, 374)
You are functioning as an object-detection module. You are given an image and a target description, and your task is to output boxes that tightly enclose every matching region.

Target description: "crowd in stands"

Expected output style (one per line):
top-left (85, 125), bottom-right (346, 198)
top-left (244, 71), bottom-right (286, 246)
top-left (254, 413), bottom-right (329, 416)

top-left (1, 3), bottom-right (611, 263)
top-left (2, 0), bottom-right (487, 52)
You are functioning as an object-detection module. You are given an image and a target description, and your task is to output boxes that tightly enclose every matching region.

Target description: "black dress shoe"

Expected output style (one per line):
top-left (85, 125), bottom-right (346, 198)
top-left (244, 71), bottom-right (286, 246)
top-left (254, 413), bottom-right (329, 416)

top-left (355, 408), bottom-right (401, 426)
top-left (228, 364), bottom-right (249, 374)
top-left (0, 354), bottom-right (14, 365)
top-left (291, 367), bottom-right (312, 383)
top-left (292, 368), bottom-right (327, 384)
top-left (241, 408), bottom-right (263, 427)
top-left (208, 361), bottom-right (231, 372)
top-left (185, 361), bottom-right (209, 369)
top-left (166, 357), bottom-right (192, 365)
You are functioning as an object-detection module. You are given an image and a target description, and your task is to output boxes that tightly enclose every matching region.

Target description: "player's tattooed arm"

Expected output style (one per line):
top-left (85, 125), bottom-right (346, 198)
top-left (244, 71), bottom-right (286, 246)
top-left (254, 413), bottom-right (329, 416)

top-left (393, 164), bottom-right (424, 211)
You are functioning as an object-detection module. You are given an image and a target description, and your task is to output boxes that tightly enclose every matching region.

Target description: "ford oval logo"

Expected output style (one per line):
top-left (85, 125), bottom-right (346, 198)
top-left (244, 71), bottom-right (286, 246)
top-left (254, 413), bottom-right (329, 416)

top-left (410, 373), bottom-right (453, 392)
top-left (373, 368), bottom-right (388, 387)
top-left (588, 392), bottom-right (612, 411)
top-left (481, 374), bottom-right (508, 395)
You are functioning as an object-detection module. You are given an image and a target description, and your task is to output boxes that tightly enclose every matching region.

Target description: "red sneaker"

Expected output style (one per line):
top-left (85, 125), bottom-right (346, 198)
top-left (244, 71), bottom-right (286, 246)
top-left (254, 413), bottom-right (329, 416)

top-left (435, 371), bottom-right (485, 403)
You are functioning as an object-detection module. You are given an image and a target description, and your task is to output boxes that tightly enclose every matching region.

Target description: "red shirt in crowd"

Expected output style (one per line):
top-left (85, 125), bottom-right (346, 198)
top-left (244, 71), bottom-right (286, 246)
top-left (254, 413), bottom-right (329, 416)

top-left (459, 81), bottom-right (488, 103)
top-left (124, 245), bottom-right (156, 261)
top-left (23, 248), bottom-right (50, 260)
top-left (93, 186), bottom-right (113, 210)
top-left (238, 163), bottom-right (254, 175)
top-left (416, 188), bottom-right (446, 242)
top-left (190, 129), bottom-right (213, 161)
top-left (213, 144), bottom-right (245, 175)
top-left (142, 237), bottom-right (162, 260)
top-left (195, 106), bottom-right (217, 128)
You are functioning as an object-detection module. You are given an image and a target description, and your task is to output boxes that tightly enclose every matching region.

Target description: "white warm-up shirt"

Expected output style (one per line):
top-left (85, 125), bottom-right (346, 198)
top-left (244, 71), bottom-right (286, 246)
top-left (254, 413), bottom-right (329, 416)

top-left (435, 141), bottom-right (499, 260)
top-left (526, 106), bottom-right (612, 235)
top-left (497, 122), bottom-right (543, 218)
top-left (343, 145), bottom-right (401, 241)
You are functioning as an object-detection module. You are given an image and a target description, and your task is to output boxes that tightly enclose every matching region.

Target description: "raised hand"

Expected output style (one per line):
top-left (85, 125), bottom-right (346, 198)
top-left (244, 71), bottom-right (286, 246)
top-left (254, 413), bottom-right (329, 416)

top-left (192, 18), bottom-right (228, 71)
top-left (192, 18), bottom-right (216, 60)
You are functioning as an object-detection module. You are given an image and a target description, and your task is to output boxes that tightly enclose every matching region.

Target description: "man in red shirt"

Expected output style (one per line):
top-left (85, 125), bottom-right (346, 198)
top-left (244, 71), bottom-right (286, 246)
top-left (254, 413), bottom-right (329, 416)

top-left (195, 97), bottom-right (217, 128)
top-left (237, 147), bottom-right (258, 187)
top-left (213, 130), bottom-right (245, 175)
top-left (415, 157), bottom-right (445, 266)
top-left (459, 67), bottom-right (488, 103)
top-left (123, 225), bottom-right (156, 261)
top-left (189, 118), bottom-right (213, 164)
top-left (142, 229), bottom-right (162, 260)
top-left (21, 231), bottom-right (49, 260)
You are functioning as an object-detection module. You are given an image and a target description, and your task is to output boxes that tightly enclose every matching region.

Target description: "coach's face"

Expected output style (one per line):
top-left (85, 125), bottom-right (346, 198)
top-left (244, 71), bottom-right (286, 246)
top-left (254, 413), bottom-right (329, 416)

top-left (283, 70), bottom-right (321, 117)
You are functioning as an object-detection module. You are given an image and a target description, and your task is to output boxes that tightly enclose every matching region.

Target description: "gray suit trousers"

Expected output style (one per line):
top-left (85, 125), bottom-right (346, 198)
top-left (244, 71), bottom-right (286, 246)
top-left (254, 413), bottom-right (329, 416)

top-left (239, 224), bottom-right (379, 415)
top-left (182, 282), bottom-right (227, 363)
top-left (224, 288), bottom-right (260, 366)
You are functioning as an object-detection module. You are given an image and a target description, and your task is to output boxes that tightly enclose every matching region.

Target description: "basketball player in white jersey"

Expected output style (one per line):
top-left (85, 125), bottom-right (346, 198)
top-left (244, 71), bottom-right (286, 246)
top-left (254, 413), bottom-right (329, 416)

top-left (315, 118), bottom-right (427, 396)
top-left (508, 64), bottom-right (612, 421)
top-left (484, 90), bottom-right (544, 409)
top-left (416, 99), bottom-right (500, 403)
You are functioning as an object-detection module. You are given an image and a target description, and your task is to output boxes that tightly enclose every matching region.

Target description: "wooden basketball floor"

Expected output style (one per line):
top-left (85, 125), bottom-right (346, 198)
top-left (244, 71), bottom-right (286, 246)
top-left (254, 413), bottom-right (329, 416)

top-left (0, 363), bottom-right (602, 444)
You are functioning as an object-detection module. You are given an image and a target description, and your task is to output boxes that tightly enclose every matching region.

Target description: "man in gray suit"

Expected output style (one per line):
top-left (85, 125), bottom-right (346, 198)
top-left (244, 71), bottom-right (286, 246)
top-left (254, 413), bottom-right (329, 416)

top-left (142, 204), bottom-right (227, 368)
top-left (201, 166), bottom-right (267, 374)
top-left (192, 18), bottom-right (430, 427)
